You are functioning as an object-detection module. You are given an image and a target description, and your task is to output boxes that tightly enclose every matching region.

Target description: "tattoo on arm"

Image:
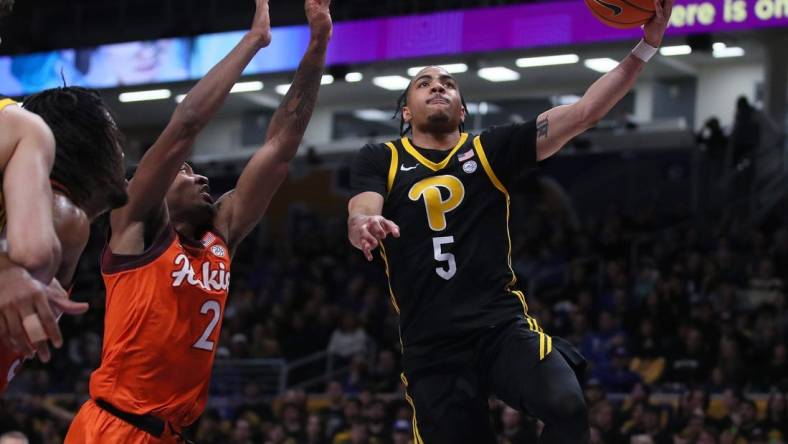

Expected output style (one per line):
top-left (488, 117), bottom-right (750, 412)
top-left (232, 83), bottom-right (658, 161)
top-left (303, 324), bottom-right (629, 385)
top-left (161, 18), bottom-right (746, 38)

top-left (537, 117), bottom-right (549, 139)
top-left (270, 60), bottom-right (323, 137)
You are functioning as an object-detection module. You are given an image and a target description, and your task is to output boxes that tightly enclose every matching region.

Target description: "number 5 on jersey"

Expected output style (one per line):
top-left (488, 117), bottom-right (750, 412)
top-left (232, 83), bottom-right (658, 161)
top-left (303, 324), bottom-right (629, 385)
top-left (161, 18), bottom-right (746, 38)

top-left (193, 300), bottom-right (222, 351)
top-left (409, 175), bottom-right (465, 280)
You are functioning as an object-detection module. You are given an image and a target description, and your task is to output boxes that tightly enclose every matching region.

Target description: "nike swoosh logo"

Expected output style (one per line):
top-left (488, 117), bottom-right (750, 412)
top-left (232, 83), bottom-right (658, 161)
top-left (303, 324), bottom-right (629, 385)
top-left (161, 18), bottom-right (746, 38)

top-left (400, 165), bottom-right (418, 171)
top-left (594, 0), bottom-right (622, 15)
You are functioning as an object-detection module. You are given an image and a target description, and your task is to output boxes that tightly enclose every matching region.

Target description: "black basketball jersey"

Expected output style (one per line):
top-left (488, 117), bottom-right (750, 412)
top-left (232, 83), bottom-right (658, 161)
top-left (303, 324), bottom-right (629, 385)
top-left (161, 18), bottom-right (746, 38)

top-left (352, 120), bottom-right (548, 365)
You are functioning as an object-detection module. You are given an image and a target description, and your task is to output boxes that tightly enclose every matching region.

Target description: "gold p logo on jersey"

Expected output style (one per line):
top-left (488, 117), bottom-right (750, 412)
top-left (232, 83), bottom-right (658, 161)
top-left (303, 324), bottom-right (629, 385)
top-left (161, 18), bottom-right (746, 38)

top-left (408, 175), bottom-right (465, 232)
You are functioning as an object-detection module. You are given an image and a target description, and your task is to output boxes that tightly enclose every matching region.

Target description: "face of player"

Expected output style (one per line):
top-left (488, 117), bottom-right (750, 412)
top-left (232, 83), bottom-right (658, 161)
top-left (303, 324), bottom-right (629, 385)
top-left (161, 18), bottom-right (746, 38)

top-left (402, 66), bottom-right (466, 135)
top-left (166, 163), bottom-right (216, 228)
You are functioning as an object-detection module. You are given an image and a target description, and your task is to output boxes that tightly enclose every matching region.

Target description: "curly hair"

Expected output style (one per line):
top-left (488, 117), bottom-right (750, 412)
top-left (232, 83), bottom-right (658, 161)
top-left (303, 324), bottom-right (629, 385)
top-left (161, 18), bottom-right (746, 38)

top-left (23, 87), bottom-right (128, 212)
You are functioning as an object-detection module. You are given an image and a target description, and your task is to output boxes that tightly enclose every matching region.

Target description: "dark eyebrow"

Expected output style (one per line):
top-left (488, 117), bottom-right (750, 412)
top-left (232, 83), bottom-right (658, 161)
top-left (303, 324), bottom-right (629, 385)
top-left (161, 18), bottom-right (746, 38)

top-left (413, 74), bottom-right (457, 84)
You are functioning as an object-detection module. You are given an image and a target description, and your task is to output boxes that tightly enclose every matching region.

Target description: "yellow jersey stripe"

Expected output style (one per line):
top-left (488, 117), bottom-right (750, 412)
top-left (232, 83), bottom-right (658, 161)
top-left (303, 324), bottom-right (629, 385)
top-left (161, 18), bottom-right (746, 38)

top-left (539, 332), bottom-right (545, 360)
top-left (474, 135), bottom-right (522, 297)
top-left (385, 142), bottom-right (399, 193)
top-left (0, 98), bottom-right (17, 111)
top-left (401, 133), bottom-right (468, 172)
top-left (379, 244), bottom-right (400, 314)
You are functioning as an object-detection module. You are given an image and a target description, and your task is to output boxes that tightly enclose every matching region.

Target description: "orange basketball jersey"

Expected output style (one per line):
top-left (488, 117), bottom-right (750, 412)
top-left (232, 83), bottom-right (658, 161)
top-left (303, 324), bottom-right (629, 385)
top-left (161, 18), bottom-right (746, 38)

top-left (89, 226), bottom-right (231, 427)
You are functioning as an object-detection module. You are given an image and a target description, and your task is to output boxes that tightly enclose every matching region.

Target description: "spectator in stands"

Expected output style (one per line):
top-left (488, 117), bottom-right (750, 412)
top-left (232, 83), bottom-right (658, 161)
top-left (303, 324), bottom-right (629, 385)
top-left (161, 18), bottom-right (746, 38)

top-left (589, 401), bottom-right (618, 444)
top-left (716, 334), bottom-right (748, 388)
top-left (764, 390), bottom-right (788, 441)
top-left (193, 409), bottom-right (224, 444)
top-left (321, 381), bottom-right (347, 438)
top-left (697, 116), bottom-right (729, 177)
top-left (731, 96), bottom-right (761, 168)
top-left (745, 258), bottom-right (784, 309)
top-left (595, 346), bottom-right (642, 392)
top-left (667, 326), bottom-right (713, 385)
top-left (737, 399), bottom-right (767, 441)
top-left (305, 414), bottom-right (328, 444)
top-left (266, 423), bottom-right (296, 444)
top-left (364, 399), bottom-right (388, 442)
top-left (390, 419), bottom-right (411, 444)
top-left (333, 419), bottom-right (379, 444)
top-left (231, 417), bottom-right (255, 444)
top-left (328, 311), bottom-right (369, 362)
top-left (280, 401), bottom-right (306, 442)
top-left (0, 432), bottom-right (28, 444)
top-left (369, 349), bottom-right (400, 393)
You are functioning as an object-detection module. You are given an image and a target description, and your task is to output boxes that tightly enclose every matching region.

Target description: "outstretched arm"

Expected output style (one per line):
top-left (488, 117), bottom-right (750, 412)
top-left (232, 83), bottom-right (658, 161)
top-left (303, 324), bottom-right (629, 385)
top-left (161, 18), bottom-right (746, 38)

top-left (0, 105), bottom-right (60, 282)
top-left (348, 193), bottom-right (400, 261)
top-left (535, 0), bottom-right (674, 161)
top-left (110, 0), bottom-right (272, 250)
top-left (214, 0), bottom-right (333, 252)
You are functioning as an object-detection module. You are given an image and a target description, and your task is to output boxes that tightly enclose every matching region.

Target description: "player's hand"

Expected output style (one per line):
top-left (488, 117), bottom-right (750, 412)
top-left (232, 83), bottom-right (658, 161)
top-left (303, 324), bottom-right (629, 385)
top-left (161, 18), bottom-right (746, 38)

top-left (643, 0), bottom-right (675, 47)
top-left (305, 0), bottom-right (332, 42)
top-left (348, 214), bottom-right (400, 261)
top-left (250, 0), bottom-right (272, 48)
top-left (0, 266), bottom-right (69, 362)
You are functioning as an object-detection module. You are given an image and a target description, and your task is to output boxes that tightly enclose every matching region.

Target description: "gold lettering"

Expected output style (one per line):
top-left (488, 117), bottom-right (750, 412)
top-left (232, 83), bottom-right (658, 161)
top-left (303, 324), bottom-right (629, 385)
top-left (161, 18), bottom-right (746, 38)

top-left (408, 175), bottom-right (466, 232)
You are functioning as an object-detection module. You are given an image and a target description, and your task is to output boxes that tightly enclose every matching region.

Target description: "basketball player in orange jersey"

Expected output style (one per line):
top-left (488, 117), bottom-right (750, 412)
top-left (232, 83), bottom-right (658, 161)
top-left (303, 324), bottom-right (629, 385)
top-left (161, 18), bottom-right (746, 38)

top-left (65, 0), bottom-right (332, 442)
top-left (348, 1), bottom-right (673, 442)
top-left (0, 0), bottom-right (93, 364)
top-left (0, 86), bottom-right (129, 392)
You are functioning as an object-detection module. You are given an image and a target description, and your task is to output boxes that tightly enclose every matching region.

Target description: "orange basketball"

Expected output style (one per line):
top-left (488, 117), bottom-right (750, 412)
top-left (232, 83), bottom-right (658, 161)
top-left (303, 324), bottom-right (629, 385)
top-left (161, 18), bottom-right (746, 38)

top-left (584, 0), bottom-right (655, 29)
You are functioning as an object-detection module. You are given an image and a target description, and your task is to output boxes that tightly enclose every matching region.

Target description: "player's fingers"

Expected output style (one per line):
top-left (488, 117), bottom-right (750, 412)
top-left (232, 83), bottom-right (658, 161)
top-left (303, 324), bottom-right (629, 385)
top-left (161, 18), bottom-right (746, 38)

top-left (361, 242), bottom-right (374, 261)
top-left (33, 291), bottom-right (63, 348)
top-left (653, 0), bottom-right (664, 21)
top-left (367, 220), bottom-right (387, 239)
top-left (0, 315), bottom-right (11, 349)
top-left (6, 311), bottom-right (34, 355)
top-left (33, 340), bottom-right (51, 363)
top-left (664, 0), bottom-right (675, 17)
top-left (381, 219), bottom-right (401, 238)
top-left (49, 295), bottom-right (89, 316)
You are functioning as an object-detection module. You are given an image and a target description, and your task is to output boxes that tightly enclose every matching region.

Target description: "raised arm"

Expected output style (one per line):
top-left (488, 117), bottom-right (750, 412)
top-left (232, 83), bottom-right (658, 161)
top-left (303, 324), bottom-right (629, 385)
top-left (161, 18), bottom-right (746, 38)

top-left (0, 105), bottom-right (60, 282)
top-left (214, 0), bottom-right (332, 252)
top-left (534, 0), bottom-right (674, 161)
top-left (111, 0), bottom-right (272, 243)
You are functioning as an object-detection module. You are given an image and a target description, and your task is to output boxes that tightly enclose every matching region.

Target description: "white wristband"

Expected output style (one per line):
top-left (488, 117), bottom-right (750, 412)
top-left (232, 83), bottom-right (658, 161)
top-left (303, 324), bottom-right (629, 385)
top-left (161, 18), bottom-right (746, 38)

top-left (631, 39), bottom-right (658, 62)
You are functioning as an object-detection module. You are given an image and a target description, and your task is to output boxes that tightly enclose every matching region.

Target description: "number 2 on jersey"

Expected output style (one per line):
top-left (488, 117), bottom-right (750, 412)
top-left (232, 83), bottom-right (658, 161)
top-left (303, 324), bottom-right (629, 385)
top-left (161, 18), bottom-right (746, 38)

top-left (193, 300), bottom-right (221, 351)
top-left (432, 236), bottom-right (456, 280)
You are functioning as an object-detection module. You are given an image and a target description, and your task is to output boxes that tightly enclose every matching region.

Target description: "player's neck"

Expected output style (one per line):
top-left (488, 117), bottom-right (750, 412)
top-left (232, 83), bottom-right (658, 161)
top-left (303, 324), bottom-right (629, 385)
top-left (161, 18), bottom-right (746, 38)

top-left (410, 129), bottom-right (462, 151)
top-left (173, 221), bottom-right (204, 243)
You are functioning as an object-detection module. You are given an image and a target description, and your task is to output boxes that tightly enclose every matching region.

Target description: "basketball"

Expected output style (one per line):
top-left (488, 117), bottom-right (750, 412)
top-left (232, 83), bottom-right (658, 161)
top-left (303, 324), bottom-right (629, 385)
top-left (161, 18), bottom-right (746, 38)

top-left (584, 0), bottom-right (655, 28)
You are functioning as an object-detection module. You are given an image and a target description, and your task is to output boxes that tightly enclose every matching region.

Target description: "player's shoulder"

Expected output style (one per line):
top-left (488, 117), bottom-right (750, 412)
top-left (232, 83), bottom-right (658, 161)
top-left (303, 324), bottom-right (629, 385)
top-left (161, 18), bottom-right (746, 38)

top-left (0, 94), bottom-right (16, 111)
top-left (52, 193), bottom-right (90, 252)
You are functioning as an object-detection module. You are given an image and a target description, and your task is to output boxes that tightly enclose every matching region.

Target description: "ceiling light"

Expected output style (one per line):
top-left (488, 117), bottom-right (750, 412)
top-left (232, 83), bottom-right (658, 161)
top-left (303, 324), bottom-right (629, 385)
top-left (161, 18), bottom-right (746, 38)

top-left (175, 94), bottom-right (187, 103)
top-left (119, 89), bottom-right (172, 103)
top-left (554, 95), bottom-right (582, 105)
top-left (321, 75), bottom-right (334, 85)
top-left (230, 81), bottom-right (264, 93)
top-left (372, 75), bottom-right (411, 91)
top-left (583, 58), bottom-right (618, 73)
top-left (659, 45), bottom-right (692, 56)
top-left (477, 67), bottom-right (520, 82)
top-left (345, 72), bottom-right (363, 82)
top-left (275, 84), bottom-right (291, 95)
top-left (713, 42), bottom-right (727, 51)
top-left (407, 63), bottom-right (468, 77)
top-left (713, 46), bottom-right (745, 58)
top-left (353, 109), bottom-right (390, 122)
top-left (516, 54), bottom-right (579, 68)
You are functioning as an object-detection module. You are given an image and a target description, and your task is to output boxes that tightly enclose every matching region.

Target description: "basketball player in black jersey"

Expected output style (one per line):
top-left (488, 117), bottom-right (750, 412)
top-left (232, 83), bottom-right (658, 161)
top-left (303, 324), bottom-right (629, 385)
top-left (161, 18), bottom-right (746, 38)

top-left (348, 1), bottom-right (674, 442)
